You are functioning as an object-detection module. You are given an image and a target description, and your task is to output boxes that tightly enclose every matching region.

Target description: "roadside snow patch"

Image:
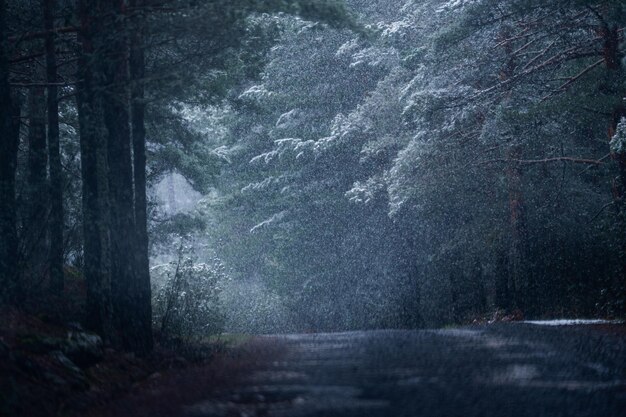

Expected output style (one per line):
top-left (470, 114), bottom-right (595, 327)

top-left (524, 319), bottom-right (623, 326)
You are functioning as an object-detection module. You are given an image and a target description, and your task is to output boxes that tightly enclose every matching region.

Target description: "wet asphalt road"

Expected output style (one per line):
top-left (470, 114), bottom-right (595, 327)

top-left (185, 324), bottom-right (626, 417)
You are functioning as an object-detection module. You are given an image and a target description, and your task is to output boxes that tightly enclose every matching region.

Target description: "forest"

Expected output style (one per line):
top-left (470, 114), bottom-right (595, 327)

top-left (1, 0), bottom-right (625, 416)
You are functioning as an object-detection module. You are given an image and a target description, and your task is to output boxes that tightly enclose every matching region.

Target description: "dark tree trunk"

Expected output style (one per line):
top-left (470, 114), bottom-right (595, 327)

top-left (506, 146), bottom-right (532, 314)
top-left (27, 87), bottom-right (47, 221)
top-left (499, 30), bottom-right (533, 315)
top-left (26, 85), bottom-right (48, 281)
top-left (44, 0), bottom-right (64, 294)
top-left (77, 0), bottom-right (152, 353)
top-left (495, 249), bottom-right (511, 311)
top-left (602, 24), bottom-right (626, 311)
top-left (130, 0), bottom-right (154, 354)
top-left (77, 0), bottom-right (113, 337)
top-left (0, 0), bottom-right (22, 305)
top-left (101, 0), bottom-right (152, 355)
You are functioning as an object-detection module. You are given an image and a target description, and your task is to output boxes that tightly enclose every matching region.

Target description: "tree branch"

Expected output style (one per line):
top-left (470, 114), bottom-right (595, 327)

top-left (542, 58), bottom-right (604, 101)
top-left (9, 26), bottom-right (78, 43)
top-left (476, 157), bottom-right (604, 166)
top-left (589, 201), bottom-right (615, 223)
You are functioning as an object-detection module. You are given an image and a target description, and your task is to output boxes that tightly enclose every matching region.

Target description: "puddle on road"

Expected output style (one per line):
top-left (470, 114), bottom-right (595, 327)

top-left (482, 364), bottom-right (625, 392)
top-left (271, 359), bottom-right (362, 369)
top-left (247, 370), bottom-right (309, 383)
top-left (295, 342), bottom-right (352, 351)
top-left (396, 376), bottom-right (441, 386)
top-left (429, 328), bottom-right (484, 338)
top-left (272, 331), bottom-right (375, 342)
top-left (491, 364), bottom-right (541, 383)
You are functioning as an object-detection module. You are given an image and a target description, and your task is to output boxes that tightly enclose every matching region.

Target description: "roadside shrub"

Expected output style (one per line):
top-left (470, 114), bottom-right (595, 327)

top-left (151, 256), bottom-right (226, 342)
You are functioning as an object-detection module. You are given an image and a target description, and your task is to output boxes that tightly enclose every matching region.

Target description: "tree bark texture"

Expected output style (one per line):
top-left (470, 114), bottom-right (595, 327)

top-left (602, 24), bottom-right (626, 311)
top-left (77, 0), bottom-right (153, 354)
top-left (77, 0), bottom-right (113, 337)
top-left (44, 0), bottom-right (65, 294)
top-left (506, 146), bottom-right (532, 313)
top-left (26, 85), bottom-right (48, 282)
top-left (0, 0), bottom-right (23, 304)
top-left (500, 30), bottom-right (533, 315)
top-left (100, 0), bottom-right (152, 354)
top-left (130, 0), bottom-right (154, 354)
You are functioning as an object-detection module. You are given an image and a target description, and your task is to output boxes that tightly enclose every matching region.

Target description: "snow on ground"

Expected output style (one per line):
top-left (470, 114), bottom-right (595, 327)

top-left (523, 319), bottom-right (624, 326)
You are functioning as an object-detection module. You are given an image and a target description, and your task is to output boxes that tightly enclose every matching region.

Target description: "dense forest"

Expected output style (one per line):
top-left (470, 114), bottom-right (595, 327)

top-left (1, 0), bottom-right (625, 356)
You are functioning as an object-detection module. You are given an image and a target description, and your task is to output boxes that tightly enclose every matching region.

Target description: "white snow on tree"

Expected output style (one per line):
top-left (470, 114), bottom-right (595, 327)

top-left (250, 211), bottom-right (288, 233)
top-left (610, 117), bottom-right (626, 155)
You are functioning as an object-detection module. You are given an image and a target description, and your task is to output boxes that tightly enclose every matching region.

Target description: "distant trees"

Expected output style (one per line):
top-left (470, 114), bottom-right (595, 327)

top-left (442, 0), bottom-right (625, 314)
top-left (381, 0), bottom-right (625, 319)
top-left (432, 0), bottom-right (626, 311)
top-left (203, 0), bottom-right (625, 328)
top-left (402, 0), bottom-right (625, 318)
top-left (209, 1), bottom-right (425, 329)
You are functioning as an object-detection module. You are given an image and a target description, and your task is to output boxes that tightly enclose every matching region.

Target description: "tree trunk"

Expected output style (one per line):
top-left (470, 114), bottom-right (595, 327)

top-left (26, 85), bottom-right (48, 283)
top-left (77, 0), bottom-right (113, 337)
top-left (499, 30), bottom-right (533, 315)
top-left (0, 0), bottom-right (22, 305)
top-left (601, 24), bottom-right (626, 311)
top-left (101, 0), bottom-right (152, 355)
top-left (77, 0), bottom-right (152, 354)
top-left (44, 0), bottom-right (64, 295)
top-left (506, 146), bottom-right (532, 313)
top-left (130, 0), bottom-right (154, 354)
top-left (495, 249), bottom-right (511, 311)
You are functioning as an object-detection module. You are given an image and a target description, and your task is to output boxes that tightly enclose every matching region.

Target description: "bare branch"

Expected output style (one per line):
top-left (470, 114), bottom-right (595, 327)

top-left (476, 157), bottom-right (604, 166)
top-left (9, 26), bottom-right (78, 43)
top-left (542, 58), bottom-right (604, 101)
top-left (10, 81), bottom-right (77, 87)
top-left (589, 201), bottom-right (615, 223)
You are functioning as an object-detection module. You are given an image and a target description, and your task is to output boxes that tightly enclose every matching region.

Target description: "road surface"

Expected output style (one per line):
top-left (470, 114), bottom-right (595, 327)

top-left (182, 324), bottom-right (625, 417)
